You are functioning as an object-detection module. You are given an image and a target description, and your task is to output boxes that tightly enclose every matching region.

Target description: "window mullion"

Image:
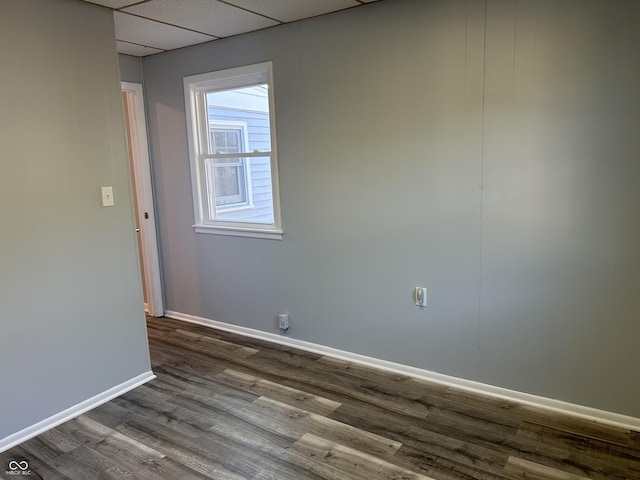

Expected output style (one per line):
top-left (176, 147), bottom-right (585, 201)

top-left (202, 151), bottom-right (271, 160)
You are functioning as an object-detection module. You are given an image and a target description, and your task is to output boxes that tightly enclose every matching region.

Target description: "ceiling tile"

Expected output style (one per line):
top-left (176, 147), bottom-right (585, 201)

top-left (114, 12), bottom-right (215, 51)
top-left (224, 0), bottom-right (359, 23)
top-left (116, 41), bottom-right (164, 57)
top-left (123, 0), bottom-right (279, 38)
top-left (82, 0), bottom-right (142, 8)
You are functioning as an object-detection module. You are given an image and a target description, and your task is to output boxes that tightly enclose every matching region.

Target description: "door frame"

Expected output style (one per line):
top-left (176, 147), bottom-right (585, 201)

top-left (122, 81), bottom-right (164, 317)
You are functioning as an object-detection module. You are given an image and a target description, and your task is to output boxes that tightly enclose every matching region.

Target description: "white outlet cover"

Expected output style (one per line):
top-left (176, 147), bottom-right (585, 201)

top-left (101, 186), bottom-right (114, 207)
top-left (415, 287), bottom-right (427, 307)
top-left (278, 314), bottom-right (289, 329)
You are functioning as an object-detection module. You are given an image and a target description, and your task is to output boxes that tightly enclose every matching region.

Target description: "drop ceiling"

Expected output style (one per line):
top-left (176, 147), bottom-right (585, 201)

top-left (81, 0), bottom-right (380, 57)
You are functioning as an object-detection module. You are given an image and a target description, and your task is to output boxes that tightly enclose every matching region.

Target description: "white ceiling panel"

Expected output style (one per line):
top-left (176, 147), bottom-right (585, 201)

top-left (116, 41), bottom-right (164, 57)
top-left (82, 0), bottom-right (141, 8)
top-left (80, 0), bottom-right (381, 56)
top-left (123, 0), bottom-right (279, 38)
top-left (114, 12), bottom-right (215, 51)
top-left (224, 0), bottom-right (360, 23)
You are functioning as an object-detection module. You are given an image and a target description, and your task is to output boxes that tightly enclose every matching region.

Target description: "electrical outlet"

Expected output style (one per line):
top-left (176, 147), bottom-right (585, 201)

top-left (415, 287), bottom-right (427, 307)
top-left (278, 314), bottom-right (289, 330)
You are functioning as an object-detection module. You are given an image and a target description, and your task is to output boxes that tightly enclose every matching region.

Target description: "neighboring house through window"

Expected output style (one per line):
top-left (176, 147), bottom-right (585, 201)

top-left (184, 62), bottom-right (283, 240)
top-left (207, 122), bottom-right (250, 209)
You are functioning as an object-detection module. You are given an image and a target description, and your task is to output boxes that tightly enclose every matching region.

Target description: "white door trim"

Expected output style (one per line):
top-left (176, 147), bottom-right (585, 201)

top-left (122, 81), bottom-right (164, 317)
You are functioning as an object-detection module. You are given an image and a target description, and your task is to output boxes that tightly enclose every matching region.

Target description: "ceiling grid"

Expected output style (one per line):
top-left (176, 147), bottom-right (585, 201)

top-left (81, 0), bottom-right (379, 57)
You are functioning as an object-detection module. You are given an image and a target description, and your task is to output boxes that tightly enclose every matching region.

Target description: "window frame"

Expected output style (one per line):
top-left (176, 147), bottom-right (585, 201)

top-left (184, 62), bottom-right (283, 240)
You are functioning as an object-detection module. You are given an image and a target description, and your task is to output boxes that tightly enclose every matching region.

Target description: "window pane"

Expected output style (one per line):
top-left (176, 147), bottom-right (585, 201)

top-left (215, 166), bottom-right (241, 199)
top-left (205, 158), bottom-right (247, 209)
top-left (205, 98), bottom-right (273, 219)
top-left (210, 128), bottom-right (242, 154)
top-left (214, 155), bottom-right (274, 224)
top-left (212, 132), bottom-right (227, 151)
top-left (206, 85), bottom-right (271, 154)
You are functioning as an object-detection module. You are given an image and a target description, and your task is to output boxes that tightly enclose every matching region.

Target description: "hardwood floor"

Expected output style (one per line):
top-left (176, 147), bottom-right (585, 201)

top-left (2, 317), bottom-right (639, 480)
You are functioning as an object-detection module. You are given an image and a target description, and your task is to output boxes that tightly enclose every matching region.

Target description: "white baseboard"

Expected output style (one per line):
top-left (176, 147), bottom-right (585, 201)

top-left (0, 371), bottom-right (155, 453)
top-left (165, 310), bottom-right (640, 432)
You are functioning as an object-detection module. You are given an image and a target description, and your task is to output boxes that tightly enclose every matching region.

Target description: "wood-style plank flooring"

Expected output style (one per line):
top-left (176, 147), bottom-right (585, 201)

top-left (2, 317), bottom-right (639, 480)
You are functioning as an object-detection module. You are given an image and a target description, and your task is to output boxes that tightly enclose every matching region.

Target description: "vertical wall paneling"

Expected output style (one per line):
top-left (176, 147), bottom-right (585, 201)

top-left (141, 0), bottom-right (640, 417)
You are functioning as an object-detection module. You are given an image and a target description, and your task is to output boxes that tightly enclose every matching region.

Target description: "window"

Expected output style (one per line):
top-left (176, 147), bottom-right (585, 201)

top-left (207, 122), bottom-right (250, 209)
top-left (184, 62), bottom-right (282, 240)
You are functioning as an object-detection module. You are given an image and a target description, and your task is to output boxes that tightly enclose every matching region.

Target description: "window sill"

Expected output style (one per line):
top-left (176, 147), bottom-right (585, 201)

top-left (193, 224), bottom-right (283, 240)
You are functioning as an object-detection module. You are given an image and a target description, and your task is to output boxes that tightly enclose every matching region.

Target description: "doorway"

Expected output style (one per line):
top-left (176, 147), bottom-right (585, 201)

top-left (121, 82), bottom-right (163, 317)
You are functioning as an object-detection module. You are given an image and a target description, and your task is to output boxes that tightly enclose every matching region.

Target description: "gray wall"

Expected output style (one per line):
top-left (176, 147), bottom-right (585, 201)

top-left (119, 53), bottom-right (143, 84)
top-left (0, 0), bottom-right (151, 440)
top-left (142, 0), bottom-right (640, 417)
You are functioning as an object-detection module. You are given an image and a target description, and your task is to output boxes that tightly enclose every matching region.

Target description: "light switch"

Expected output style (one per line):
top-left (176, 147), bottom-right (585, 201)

top-left (101, 186), bottom-right (114, 207)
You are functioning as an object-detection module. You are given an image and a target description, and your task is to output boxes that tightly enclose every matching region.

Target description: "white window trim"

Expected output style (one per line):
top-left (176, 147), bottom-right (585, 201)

top-left (184, 62), bottom-right (283, 240)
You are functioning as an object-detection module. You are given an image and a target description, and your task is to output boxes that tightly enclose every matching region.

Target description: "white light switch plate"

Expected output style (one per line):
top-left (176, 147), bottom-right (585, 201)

top-left (101, 186), bottom-right (114, 207)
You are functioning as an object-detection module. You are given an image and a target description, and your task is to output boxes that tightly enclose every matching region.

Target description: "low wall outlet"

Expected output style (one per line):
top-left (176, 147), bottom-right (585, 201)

top-left (278, 314), bottom-right (289, 330)
top-left (415, 287), bottom-right (427, 307)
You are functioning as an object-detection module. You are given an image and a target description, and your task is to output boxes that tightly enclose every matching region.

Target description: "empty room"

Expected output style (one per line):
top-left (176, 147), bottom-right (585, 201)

top-left (1, 0), bottom-right (639, 479)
